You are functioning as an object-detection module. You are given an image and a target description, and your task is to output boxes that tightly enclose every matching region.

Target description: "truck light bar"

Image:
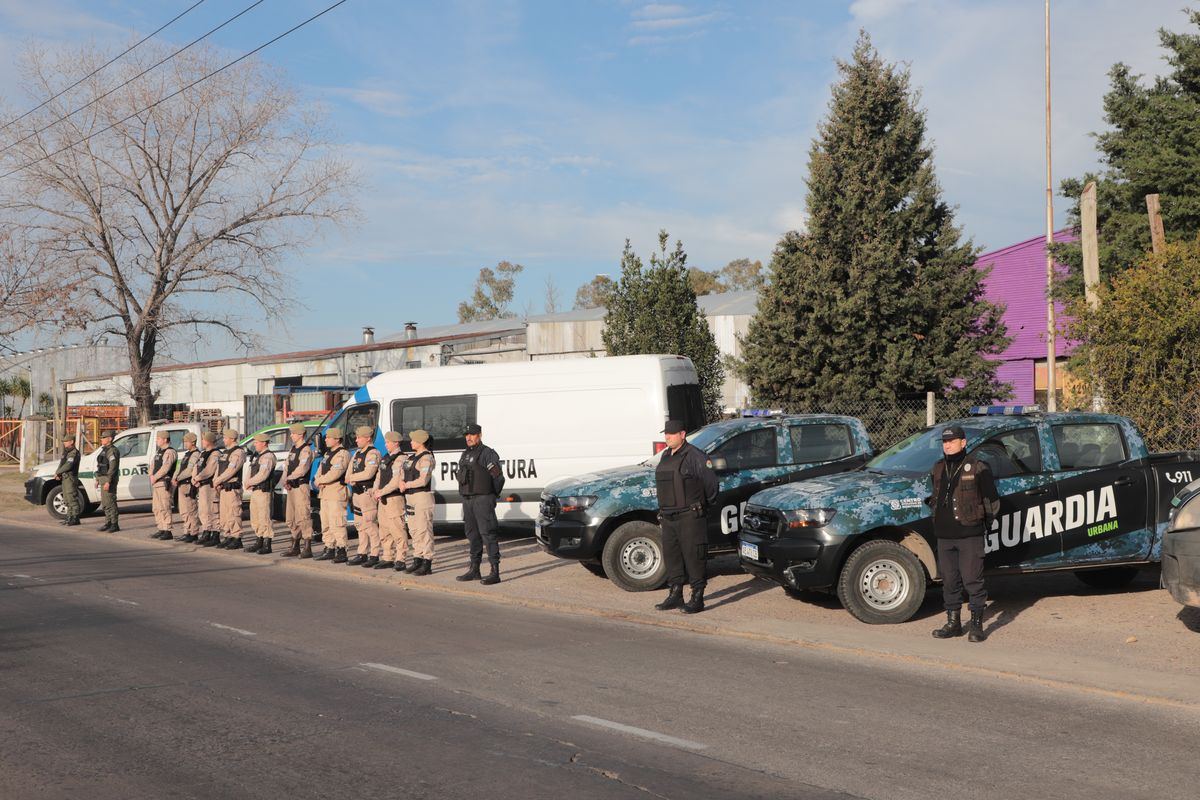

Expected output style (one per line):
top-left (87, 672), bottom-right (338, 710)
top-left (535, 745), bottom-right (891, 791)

top-left (969, 405), bottom-right (1043, 416)
top-left (740, 409), bottom-right (785, 417)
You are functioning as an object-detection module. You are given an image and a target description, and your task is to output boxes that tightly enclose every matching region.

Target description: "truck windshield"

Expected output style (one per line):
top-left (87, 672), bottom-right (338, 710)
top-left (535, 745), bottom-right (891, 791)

top-left (867, 426), bottom-right (982, 474)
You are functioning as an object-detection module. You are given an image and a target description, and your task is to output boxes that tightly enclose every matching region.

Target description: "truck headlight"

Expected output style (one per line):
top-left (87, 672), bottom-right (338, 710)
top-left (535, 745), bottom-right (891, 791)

top-left (1169, 497), bottom-right (1200, 533)
top-left (558, 495), bottom-right (597, 514)
top-left (780, 508), bottom-right (837, 529)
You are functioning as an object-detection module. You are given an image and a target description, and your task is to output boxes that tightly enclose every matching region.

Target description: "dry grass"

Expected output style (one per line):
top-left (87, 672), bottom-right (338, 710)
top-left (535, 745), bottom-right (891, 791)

top-left (0, 467), bottom-right (33, 514)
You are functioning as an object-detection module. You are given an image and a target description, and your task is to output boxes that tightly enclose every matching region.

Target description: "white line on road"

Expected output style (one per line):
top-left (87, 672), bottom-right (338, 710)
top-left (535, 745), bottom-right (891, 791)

top-left (210, 623), bottom-right (257, 637)
top-left (571, 715), bottom-right (709, 751)
top-left (360, 662), bottom-right (438, 681)
top-left (10, 574), bottom-right (32, 578)
top-left (101, 595), bottom-right (139, 606)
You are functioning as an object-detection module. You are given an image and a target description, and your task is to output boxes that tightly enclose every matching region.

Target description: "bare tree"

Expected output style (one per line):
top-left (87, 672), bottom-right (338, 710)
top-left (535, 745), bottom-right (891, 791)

top-left (543, 275), bottom-right (561, 314)
top-left (0, 43), bottom-right (357, 422)
top-left (0, 228), bottom-right (56, 349)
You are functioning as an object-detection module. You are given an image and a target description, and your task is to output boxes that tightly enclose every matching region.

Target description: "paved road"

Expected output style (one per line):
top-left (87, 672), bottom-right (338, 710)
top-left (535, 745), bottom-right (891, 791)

top-left (1, 523), bottom-right (1196, 800)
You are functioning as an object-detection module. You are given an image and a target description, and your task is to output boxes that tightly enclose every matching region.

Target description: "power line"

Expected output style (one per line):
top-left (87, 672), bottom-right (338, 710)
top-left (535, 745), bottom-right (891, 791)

top-left (0, 0), bottom-right (350, 183)
top-left (0, 0), bottom-right (268, 159)
top-left (0, 1), bottom-right (209, 135)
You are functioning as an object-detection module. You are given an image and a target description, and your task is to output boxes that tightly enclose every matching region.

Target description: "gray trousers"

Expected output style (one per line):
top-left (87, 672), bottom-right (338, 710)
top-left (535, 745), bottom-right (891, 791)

top-left (462, 494), bottom-right (500, 566)
top-left (938, 537), bottom-right (987, 612)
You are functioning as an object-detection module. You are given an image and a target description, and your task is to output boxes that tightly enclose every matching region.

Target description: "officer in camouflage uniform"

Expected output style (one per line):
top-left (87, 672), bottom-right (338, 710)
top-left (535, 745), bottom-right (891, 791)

top-left (54, 436), bottom-right (82, 527)
top-left (95, 430), bottom-right (121, 533)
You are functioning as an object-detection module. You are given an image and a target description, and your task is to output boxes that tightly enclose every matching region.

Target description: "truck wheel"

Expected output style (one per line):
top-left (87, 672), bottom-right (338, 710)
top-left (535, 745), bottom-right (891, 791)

top-left (1074, 566), bottom-right (1140, 591)
top-left (45, 485), bottom-right (68, 521)
top-left (580, 561), bottom-right (607, 578)
top-left (836, 539), bottom-right (927, 624)
top-left (601, 521), bottom-right (666, 592)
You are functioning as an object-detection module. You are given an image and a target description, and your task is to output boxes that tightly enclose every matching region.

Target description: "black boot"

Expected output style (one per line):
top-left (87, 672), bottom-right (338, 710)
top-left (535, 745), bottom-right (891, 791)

top-left (374, 560), bottom-right (395, 569)
top-left (456, 561), bottom-right (481, 582)
top-left (655, 585), bottom-right (684, 611)
top-left (247, 537), bottom-right (263, 553)
top-left (363, 555), bottom-right (379, 568)
top-left (299, 540), bottom-right (313, 559)
top-left (225, 536), bottom-right (243, 550)
top-left (412, 559), bottom-right (432, 576)
top-left (480, 563), bottom-right (501, 585)
top-left (259, 538), bottom-right (272, 555)
top-left (202, 531), bottom-right (220, 547)
top-left (109, 524), bottom-right (120, 532)
top-left (160, 531), bottom-right (173, 541)
top-left (151, 530), bottom-right (164, 539)
top-left (932, 609), bottom-right (964, 639)
top-left (333, 547), bottom-right (348, 564)
top-left (66, 517), bottom-right (80, 527)
top-left (347, 552), bottom-right (367, 566)
top-left (282, 537), bottom-right (301, 557)
top-left (316, 544), bottom-right (336, 560)
top-left (680, 587), bottom-right (705, 614)
top-left (403, 558), bottom-right (419, 573)
top-left (98, 522), bottom-right (112, 532)
top-left (967, 609), bottom-right (988, 643)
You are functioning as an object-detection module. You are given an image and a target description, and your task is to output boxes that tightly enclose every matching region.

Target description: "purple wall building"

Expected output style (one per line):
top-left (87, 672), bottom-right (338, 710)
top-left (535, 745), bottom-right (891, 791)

top-left (976, 229), bottom-right (1077, 404)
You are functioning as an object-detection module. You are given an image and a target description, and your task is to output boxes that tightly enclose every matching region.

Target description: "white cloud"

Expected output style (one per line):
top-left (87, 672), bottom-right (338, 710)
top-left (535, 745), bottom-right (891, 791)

top-left (322, 85), bottom-right (412, 118)
top-left (625, 1), bottom-right (721, 46)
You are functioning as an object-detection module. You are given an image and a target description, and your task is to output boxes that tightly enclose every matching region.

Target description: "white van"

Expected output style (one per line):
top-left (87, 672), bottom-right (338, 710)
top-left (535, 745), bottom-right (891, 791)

top-left (315, 354), bottom-right (705, 527)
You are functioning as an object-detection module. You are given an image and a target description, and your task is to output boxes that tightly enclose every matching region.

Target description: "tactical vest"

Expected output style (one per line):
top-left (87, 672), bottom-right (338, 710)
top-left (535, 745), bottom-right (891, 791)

top-left (933, 455), bottom-right (987, 527)
top-left (96, 445), bottom-right (114, 477)
top-left (350, 446), bottom-right (378, 493)
top-left (320, 446), bottom-right (345, 476)
top-left (58, 449), bottom-right (79, 478)
top-left (153, 447), bottom-right (176, 484)
top-left (403, 451), bottom-right (434, 494)
top-left (248, 450), bottom-right (278, 492)
top-left (217, 446), bottom-right (243, 490)
top-left (458, 445), bottom-right (494, 496)
top-left (286, 445), bottom-right (308, 489)
top-left (655, 445), bottom-right (705, 512)
top-left (196, 449), bottom-right (215, 486)
top-left (377, 451), bottom-right (402, 503)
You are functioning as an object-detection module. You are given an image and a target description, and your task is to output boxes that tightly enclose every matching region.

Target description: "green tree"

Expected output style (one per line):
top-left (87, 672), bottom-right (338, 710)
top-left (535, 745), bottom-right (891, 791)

top-left (738, 34), bottom-right (1009, 408)
top-left (572, 274), bottom-right (616, 309)
top-left (457, 261), bottom-right (524, 322)
top-left (1058, 12), bottom-right (1200, 294)
top-left (603, 231), bottom-right (726, 420)
top-left (719, 258), bottom-right (764, 291)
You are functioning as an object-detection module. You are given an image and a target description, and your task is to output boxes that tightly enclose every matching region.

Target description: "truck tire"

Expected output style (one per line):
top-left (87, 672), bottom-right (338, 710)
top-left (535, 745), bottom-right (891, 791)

top-left (836, 539), bottom-right (927, 624)
top-left (1074, 566), bottom-right (1140, 591)
top-left (601, 520), bottom-right (666, 592)
top-left (45, 484), bottom-right (68, 521)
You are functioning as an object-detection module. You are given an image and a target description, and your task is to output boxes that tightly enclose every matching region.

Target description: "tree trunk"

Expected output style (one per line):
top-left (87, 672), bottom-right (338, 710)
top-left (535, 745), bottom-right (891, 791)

top-left (128, 342), bottom-right (155, 426)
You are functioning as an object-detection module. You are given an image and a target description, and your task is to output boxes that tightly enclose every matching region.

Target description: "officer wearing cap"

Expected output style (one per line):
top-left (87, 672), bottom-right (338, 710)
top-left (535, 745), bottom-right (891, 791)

top-left (149, 430), bottom-right (178, 540)
top-left (174, 432), bottom-right (203, 542)
top-left (345, 425), bottom-right (382, 567)
top-left (281, 423), bottom-right (315, 558)
top-left (373, 430), bottom-right (408, 570)
top-left (929, 424), bottom-right (1000, 643)
top-left (653, 420), bottom-right (718, 614)
top-left (214, 428), bottom-right (247, 549)
top-left (192, 431), bottom-right (221, 545)
top-left (54, 436), bottom-right (81, 527)
top-left (401, 429), bottom-right (437, 575)
top-left (95, 430), bottom-right (121, 532)
top-left (456, 423), bottom-right (505, 584)
top-left (244, 432), bottom-right (278, 555)
top-left (314, 426), bottom-right (351, 562)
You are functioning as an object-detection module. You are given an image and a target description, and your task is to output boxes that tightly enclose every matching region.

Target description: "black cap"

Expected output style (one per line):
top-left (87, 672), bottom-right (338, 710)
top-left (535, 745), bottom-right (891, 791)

top-left (464, 423), bottom-right (482, 436)
top-left (663, 420), bottom-right (686, 434)
top-left (941, 425), bottom-right (966, 441)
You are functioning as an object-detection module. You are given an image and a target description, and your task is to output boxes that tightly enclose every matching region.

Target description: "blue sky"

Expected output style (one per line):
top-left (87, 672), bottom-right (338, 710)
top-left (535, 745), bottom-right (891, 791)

top-left (0, 0), bottom-right (1191, 357)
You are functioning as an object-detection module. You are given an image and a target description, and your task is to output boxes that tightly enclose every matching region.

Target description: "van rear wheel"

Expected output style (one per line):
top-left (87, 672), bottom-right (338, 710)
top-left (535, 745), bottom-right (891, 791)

top-left (601, 521), bottom-right (666, 592)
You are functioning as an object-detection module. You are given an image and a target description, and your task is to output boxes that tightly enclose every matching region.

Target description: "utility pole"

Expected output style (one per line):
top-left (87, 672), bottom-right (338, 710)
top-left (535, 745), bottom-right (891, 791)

top-left (1044, 0), bottom-right (1058, 411)
top-left (1081, 181), bottom-right (1100, 309)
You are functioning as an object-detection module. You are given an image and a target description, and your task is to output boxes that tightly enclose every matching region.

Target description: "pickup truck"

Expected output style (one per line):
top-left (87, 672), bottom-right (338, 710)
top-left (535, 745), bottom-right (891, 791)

top-left (1162, 478), bottom-right (1200, 608)
top-left (738, 409), bottom-right (1200, 624)
top-left (536, 414), bottom-right (873, 591)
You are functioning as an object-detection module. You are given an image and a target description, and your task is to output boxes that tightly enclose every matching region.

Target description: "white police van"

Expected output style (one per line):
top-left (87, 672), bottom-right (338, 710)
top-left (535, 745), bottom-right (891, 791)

top-left (315, 354), bottom-right (705, 528)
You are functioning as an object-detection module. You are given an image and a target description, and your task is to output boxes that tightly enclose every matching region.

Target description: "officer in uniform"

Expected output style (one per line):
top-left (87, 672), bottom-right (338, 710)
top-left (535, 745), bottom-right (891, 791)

top-left (401, 429), bottom-right (436, 575)
top-left (314, 427), bottom-right (351, 563)
top-left (213, 428), bottom-right (246, 549)
top-left (929, 425), bottom-right (1000, 643)
top-left (54, 436), bottom-right (81, 527)
top-left (95, 430), bottom-right (121, 532)
top-left (282, 423), bottom-right (315, 558)
top-left (193, 431), bottom-right (222, 545)
top-left (653, 420), bottom-right (718, 614)
top-left (174, 432), bottom-right (202, 542)
top-left (244, 432), bottom-right (278, 555)
top-left (149, 431), bottom-right (178, 540)
top-left (345, 426), bottom-right (381, 567)
top-left (372, 430), bottom-right (407, 570)
top-left (456, 423), bottom-right (505, 585)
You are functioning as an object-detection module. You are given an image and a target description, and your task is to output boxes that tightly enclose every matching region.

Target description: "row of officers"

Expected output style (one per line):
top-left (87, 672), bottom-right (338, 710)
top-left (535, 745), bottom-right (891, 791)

top-left (52, 422), bottom-right (508, 583)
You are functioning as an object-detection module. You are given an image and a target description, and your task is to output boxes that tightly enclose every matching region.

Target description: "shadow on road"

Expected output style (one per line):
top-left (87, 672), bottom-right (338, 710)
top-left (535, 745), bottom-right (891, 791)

top-left (1178, 605), bottom-right (1200, 633)
top-left (707, 576), bottom-right (773, 609)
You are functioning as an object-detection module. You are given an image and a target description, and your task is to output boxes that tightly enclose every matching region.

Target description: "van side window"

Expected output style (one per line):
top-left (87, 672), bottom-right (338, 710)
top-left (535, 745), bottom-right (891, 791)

top-left (788, 424), bottom-right (853, 464)
top-left (973, 428), bottom-right (1041, 478)
top-left (711, 428), bottom-right (778, 470)
top-left (1052, 423), bottom-right (1127, 470)
top-left (666, 384), bottom-right (705, 433)
top-left (391, 395), bottom-right (477, 452)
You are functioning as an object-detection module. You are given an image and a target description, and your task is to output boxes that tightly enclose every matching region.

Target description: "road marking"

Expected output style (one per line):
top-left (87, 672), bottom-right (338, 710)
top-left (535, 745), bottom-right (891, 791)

top-left (10, 574), bottom-right (32, 578)
top-left (571, 715), bottom-right (708, 751)
top-left (360, 662), bottom-right (438, 681)
top-left (210, 623), bottom-right (257, 637)
top-left (101, 595), bottom-right (139, 606)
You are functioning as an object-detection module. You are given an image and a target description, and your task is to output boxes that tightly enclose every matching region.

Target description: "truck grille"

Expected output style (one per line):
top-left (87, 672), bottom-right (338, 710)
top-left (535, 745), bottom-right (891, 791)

top-left (742, 506), bottom-right (781, 539)
top-left (539, 494), bottom-right (559, 522)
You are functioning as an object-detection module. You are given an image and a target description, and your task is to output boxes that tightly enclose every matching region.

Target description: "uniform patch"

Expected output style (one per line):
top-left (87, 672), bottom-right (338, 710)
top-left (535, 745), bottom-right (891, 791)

top-left (964, 463), bottom-right (972, 472)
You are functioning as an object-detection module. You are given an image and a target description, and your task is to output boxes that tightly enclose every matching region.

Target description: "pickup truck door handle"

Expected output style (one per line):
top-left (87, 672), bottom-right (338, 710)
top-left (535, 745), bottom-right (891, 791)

top-left (1023, 487), bottom-right (1052, 497)
top-left (1112, 476), bottom-right (1135, 486)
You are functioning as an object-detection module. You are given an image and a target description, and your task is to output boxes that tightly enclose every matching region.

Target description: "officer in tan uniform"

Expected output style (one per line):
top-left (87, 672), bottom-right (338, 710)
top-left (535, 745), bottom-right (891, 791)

top-left (372, 430), bottom-right (407, 570)
top-left (193, 431), bottom-right (221, 546)
top-left (401, 429), bottom-right (437, 575)
top-left (345, 425), bottom-right (382, 567)
top-left (314, 426), bottom-right (351, 563)
top-left (244, 432), bottom-right (278, 555)
top-left (282, 423), bottom-right (314, 558)
top-left (174, 432), bottom-right (202, 542)
top-left (150, 431), bottom-right (178, 540)
top-left (213, 428), bottom-right (246, 549)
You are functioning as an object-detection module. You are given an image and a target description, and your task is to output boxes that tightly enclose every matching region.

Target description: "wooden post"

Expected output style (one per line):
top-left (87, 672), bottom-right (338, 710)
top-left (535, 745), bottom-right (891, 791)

top-left (1146, 193), bottom-right (1166, 254)
top-left (1081, 181), bottom-right (1100, 308)
top-left (926, 391), bottom-right (936, 427)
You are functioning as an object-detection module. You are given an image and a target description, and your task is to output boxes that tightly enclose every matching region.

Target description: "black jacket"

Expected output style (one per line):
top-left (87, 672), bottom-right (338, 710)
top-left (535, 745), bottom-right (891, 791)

top-left (929, 453), bottom-right (1000, 538)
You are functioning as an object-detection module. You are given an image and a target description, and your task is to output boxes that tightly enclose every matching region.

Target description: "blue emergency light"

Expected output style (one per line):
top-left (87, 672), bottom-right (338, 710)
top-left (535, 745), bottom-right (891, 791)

top-left (740, 408), bottom-right (785, 417)
top-left (968, 405), bottom-right (1042, 416)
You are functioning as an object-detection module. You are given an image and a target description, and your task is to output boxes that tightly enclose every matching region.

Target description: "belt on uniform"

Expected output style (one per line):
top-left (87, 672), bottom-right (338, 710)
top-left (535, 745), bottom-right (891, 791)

top-left (660, 504), bottom-right (703, 520)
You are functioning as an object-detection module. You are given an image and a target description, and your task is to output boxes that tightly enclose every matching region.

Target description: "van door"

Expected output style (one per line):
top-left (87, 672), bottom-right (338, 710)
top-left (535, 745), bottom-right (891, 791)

top-left (113, 431), bottom-right (152, 500)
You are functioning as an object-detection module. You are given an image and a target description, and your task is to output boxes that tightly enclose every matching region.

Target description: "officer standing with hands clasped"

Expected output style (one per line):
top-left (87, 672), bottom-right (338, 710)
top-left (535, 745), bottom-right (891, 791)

top-left (150, 431), bottom-right (178, 540)
top-left (95, 430), bottom-right (121, 532)
top-left (401, 429), bottom-right (436, 575)
top-left (282, 423), bottom-right (314, 558)
top-left (174, 432), bottom-right (202, 542)
top-left (213, 428), bottom-right (246, 550)
top-left (193, 431), bottom-right (221, 546)
top-left (345, 426), bottom-right (381, 567)
top-left (456, 423), bottom-right (505, 585)
top-left (244, 432), bottom-right (277, 555)
top-left (314, 427), bottom-right (351, 563)
top-left (54, 436), bottom-right (81, 527)
top-left (929, 425), bottom-right (1000, 643)
top-left (653, 420), bottom-right (718, 614)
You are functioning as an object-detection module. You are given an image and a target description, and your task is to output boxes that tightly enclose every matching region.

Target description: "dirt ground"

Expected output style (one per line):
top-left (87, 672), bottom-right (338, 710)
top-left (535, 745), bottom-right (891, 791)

top-left (4, 476), bottom-right (1198, 707)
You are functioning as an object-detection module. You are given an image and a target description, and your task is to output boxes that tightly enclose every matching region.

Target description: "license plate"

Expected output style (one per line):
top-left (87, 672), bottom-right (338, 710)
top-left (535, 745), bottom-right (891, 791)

top-left (740, 541), bottom-right (759, 561)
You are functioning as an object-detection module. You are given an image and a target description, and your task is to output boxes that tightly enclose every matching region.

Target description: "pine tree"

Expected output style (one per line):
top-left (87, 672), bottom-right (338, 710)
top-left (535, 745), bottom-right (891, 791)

top-left (603, 231), bottom-right (726, 420)
top-left (738, 34), bottom-right (1008, 408)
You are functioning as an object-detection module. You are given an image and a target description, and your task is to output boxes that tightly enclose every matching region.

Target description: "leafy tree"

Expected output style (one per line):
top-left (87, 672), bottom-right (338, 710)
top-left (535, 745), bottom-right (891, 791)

top-left (738, 34), bottom-right (1009, 408)
top-left (457, 261), bottom-right (524, 322)
top-left (573, 274), bottom-right (617, 309)
top-left (686, 267), bottom-right (723, 296)
top-left (603, 231), bottom-right (725, 420)
top-left (719, 258), bottom-right (764, 291)
top-left (1057, 12), bottom-right (1200, 295)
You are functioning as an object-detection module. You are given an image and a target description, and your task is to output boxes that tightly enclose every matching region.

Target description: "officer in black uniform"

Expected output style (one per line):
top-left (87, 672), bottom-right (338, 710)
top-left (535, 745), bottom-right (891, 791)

top-left (456, 423), bottom-right (505, 585)
top-left (96, 430), bottom-right (121, 532)
top-left (654, 420), bottom-right (718, 614)
top-left (54, 436), bottom-right (82, 526)
top-left (929, 424), bottom-right (1000, 643)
